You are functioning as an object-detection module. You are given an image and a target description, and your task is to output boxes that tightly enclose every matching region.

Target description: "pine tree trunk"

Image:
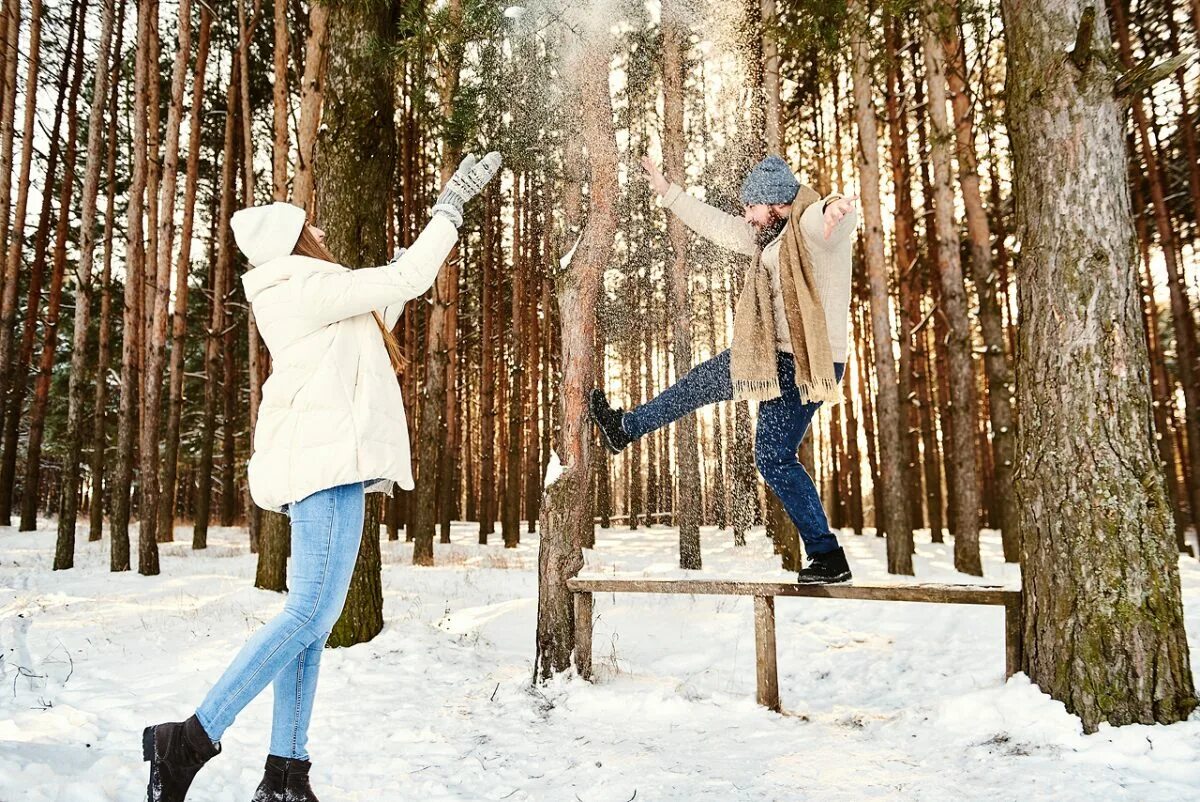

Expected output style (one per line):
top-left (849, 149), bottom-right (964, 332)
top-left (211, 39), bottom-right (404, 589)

top-left (193, 65), bottom-right (239, 551)
top-left (410, 0), bottom-right (463, 563)
top-left (255, 0), bottom-right (290, 591)
top-left (941, 6), bottom-right (1019, 561)
top-left (1002, 0), bottom-right (1196, 731)
top-left (851, 0), bottom-right (913, 573)
top-left (0, 0), bottom-right (36, 472)
top-left (922, 5), bottom-right (981, 574)
top-left (110, 0), bottom-right (155, 571)
top-left (91, 7), bottom-right (126, 543)
top-left (292, 3), bottom-right (329, 212)
top-left (479, 186), bottom-right (496, 542)
top-left (313, 0), bottom-right (394, 645)
top-left (662, 0), bottom-right (701, 569)
top-left (0, 0), bottom-right (22, 285)
top-left (704, 267), bottom-right (727, 529)
top-left (536, 26), bottom-right (616, 678)
top-left (56, 0), bottom-right (119, 567)
top-left (503, 174), bottom-right (525, 548)
top-left (22, 0), bottom-right (87, 532)
top-left (160, 6), bottom-right (211, 543)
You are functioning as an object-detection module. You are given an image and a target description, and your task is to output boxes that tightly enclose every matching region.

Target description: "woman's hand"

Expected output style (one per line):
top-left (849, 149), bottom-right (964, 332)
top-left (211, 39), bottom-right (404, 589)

top-left (641, 155), bottom-right (671, 196)
top-left (433, 151), bottom-right (503, 227)
top-left (823, 193), bottom-right (859, 240)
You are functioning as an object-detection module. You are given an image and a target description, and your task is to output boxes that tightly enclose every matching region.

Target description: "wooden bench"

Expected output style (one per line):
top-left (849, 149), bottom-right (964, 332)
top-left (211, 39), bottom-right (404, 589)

top-left (567, 578), bottom-right (1024, 712)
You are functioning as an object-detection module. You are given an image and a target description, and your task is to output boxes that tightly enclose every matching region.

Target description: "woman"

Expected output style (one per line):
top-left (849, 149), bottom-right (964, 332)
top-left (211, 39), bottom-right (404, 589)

top-left (590, 154), bottom-right (858, 583)
top-left (141, 151), bottom-right (502, 802)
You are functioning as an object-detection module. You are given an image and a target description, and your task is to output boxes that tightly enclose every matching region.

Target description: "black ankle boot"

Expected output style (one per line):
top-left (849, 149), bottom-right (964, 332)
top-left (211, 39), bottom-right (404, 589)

top-left (590, 389), bottom-right (631, 454)
top-left (142, 714), bottom-right (221, 802)
top-left (251, 755), bottom-right (320, 802)
top-left (796, 546), bottom-right (852, 584)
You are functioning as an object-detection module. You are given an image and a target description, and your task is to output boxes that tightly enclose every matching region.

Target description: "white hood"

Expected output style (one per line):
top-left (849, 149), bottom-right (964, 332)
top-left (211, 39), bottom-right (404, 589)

top-left (231, 202), bottom-right (307, 267)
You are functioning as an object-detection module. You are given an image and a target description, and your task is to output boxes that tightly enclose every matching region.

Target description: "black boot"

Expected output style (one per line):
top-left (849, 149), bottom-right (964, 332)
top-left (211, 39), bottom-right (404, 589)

top-left (590, 389), bottom-right (631, 454)
top-left (142, 714), bottom-right (221, 802)
top-left (796, 546), bottom-right (852, 584)
top-left (251, 755), bottom-right (320, 802)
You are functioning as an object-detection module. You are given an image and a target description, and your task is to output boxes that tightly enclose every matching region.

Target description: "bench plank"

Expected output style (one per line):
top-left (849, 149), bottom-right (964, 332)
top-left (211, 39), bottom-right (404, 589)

top-left (568, 578), bottom-right (1018, 606)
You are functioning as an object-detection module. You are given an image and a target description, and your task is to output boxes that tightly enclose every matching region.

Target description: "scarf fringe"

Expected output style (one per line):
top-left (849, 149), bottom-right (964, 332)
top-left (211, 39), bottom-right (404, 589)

top-left (732, 377), bottom-right (783, 403)
top-left (796, 377), bottom-right (842, 406)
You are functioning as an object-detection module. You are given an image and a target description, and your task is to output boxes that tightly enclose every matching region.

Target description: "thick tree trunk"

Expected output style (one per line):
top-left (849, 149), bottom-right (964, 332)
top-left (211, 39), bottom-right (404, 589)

top-left (1002, 0), bottom-right (1196, 731)
top-left (314, 0), bottom-right (394, 645)
top-left (922, 4), bottom-right (981, 574)
top-left (536, 24), bottom-right (616, 678)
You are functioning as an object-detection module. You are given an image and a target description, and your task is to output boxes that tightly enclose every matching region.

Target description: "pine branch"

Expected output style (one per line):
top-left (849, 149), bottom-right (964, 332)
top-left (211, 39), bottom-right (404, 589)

top-left (1116, 52), bottom-right (1194, 98)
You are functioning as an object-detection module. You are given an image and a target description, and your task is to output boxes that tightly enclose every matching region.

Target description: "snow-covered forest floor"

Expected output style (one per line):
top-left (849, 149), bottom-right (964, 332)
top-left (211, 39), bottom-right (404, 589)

top-left (2, 520), bottom-right (1199, 801)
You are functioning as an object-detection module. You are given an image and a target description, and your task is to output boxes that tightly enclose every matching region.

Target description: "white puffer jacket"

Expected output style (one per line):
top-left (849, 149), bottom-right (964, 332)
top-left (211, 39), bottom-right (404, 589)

top-left (239, 216), bottom-right (458, 513)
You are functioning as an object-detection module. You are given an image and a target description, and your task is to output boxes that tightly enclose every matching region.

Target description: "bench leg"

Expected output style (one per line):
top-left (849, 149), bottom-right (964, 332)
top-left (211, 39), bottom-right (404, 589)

top-left (753, 596), bottom-right (780, 712)
top-left (574, 591), bottom-right (594, 681)
top-left (1004, 597), bottom-right (1024, 679)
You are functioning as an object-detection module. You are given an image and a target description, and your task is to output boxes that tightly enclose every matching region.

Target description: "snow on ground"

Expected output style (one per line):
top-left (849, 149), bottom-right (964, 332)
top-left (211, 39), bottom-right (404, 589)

top-left (1, 519), bottom-right (1198, 801)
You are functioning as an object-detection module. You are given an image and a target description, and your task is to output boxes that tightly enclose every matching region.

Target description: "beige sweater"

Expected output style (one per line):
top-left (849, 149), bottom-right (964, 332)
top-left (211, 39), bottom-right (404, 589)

top-left (660, 182), bottom-right (857, 363)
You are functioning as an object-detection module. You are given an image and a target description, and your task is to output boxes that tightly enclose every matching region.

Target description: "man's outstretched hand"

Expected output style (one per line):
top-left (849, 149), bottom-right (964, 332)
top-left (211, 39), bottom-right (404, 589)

top-left (641, 155), bottom-right (670, 196)
top-left (823, 193), bottom-right (859, 240)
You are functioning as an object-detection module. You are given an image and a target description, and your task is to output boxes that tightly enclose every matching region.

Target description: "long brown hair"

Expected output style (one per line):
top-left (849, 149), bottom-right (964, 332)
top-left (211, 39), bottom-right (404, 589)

top-left (292, 224), bottom-right (406, 374)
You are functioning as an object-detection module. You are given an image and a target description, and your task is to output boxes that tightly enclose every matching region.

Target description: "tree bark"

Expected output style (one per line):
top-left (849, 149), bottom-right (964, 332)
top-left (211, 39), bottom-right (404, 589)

top-left (941, 4), bottom-right (1019, 561)
top-left (110, 0), bottom-right (154, 571)
top-left (850, 0), bottom-right (913, 574)
top-left (21, 0), bottom-right (88, 532)
top-left (193, 62), bottom-right (240, 551)
top-left (662, 0), bottom-right (702, 569)
top-left (292, 3), bottom-right (330, 212)
top-left (0, 0), bottom-right (22, 295)
top-left (314, 0), bottom-right (394, 645)
top-left (92, 1), bottom-right (127, 545)
top-left (536, 22), bottom-right (616, 678)
top-left (56, 0), bottom-right (119, 567)
top-left (0, 0), bottom-right (41, 524)
top-left (922, 4), bottom-right (981, 574)
top-left (411, 0), bottom-right (464, 564)
top-left (1002, 0), bottom-right (1196, 731)
top-left (160, 6), bottom-right (211, 543)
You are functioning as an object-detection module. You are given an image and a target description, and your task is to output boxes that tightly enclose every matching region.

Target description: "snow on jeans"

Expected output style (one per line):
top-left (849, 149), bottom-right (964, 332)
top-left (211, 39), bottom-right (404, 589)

top-left (195, 480), bottom-right (366, 760)
top-left (622, 348), bottom-right (846, 556)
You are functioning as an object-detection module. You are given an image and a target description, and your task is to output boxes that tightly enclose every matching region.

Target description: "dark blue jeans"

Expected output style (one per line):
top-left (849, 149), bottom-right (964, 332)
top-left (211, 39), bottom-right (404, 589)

top-left (623, 349), bottom-right (845, 556)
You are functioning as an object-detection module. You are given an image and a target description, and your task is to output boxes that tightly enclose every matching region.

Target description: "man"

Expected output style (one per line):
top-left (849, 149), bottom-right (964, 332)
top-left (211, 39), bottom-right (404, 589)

top-left (590, 154), bottom-right (859, 583)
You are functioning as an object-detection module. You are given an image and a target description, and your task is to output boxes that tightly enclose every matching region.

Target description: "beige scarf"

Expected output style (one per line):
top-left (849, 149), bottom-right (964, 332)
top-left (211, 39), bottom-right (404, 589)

top-left (729, 185), bottom-right (841, 406)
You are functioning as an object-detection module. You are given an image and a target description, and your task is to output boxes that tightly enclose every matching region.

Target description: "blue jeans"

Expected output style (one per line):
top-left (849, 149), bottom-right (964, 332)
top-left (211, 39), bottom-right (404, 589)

top-left (195, 480), bottom-right (366, 760)
top-left (624, 349), bottom-right (845, 555)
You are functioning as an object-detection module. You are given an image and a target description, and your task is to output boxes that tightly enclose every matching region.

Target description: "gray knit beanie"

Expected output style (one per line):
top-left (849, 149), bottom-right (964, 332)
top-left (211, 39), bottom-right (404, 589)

top-left (740, 155), bottom-right (800, 205)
